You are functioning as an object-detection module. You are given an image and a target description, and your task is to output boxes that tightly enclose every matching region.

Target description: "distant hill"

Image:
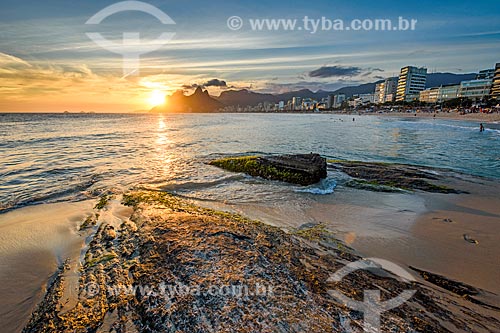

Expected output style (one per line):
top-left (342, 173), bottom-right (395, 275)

top-left (329, 81), bottom-right (383, 98)
top-left (215, 73), bottom-right (477, 107)
top-left (425, 72), bottom-right (476, 88)
top-left (217, 89), bottom-right (277, 106)
top-left (151, 87), bottom-right (223, 113)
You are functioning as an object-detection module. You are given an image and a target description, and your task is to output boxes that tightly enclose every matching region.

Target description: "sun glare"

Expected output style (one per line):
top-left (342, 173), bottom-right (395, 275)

top-left (148, 90), bottom-right (166, 107)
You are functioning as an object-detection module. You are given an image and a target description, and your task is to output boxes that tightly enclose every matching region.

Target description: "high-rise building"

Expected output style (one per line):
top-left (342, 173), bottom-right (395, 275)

top-left (476, 68), bottom-right (495, 80)
top-left (292, 97), bottom-right (302, 110)
top-left (333, 94), bottom-right (346, 108)
top-left (491, 63), bottom-right (500, 100)
top-left (458, 79), bottom-right (492, 100)
top-left (385, 78), bottom-right (397, 102)
top-left (326, 95), bottom-right (334, 109)
top-left (302, 98), bottom-right (315, 110)
top-left (374, 78), bottom-right (397, 104)
top-left (396, 66), bottom-right (427, 102)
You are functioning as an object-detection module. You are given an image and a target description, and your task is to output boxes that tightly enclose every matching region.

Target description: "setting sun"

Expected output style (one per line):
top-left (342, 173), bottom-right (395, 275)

top-left (148, 90), bottom-right (166, 107)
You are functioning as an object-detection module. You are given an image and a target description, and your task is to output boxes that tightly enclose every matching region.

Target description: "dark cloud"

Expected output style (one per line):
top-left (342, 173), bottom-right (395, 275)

top-left (203, 79), bottom-right (227, 87)
top-left (309, 66), bottom-right (362, 78)
top-left (182, 78), bottom-right (228, 90)
top-left (308, 66), bottom-right (385, 79)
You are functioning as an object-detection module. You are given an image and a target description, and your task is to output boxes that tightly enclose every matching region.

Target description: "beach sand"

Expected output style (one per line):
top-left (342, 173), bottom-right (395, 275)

top-left (0, 201), bottom-right (94, 333)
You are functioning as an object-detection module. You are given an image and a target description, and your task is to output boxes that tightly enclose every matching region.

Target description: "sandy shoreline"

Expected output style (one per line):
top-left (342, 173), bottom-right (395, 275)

top-left (0, 201), bottom-right (95, 333)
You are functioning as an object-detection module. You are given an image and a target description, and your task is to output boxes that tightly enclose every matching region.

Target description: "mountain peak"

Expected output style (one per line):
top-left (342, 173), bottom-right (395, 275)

top-left (193, 86), bottom-right (204, 95)
top-left (151, 87), bottom-right (222, 113)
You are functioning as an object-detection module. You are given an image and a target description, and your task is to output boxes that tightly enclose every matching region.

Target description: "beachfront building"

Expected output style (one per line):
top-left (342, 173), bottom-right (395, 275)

top-left (263, 101), bottom-right (273, 112)
top-left (396, 66), bottom-right (427, 102)
top-left (292, 97), bottom-right (302, 110)
top-left (374, 82), bottom-right (384, 103)
top-left (438, 84), bottom-right (460, 102)
top-left (333, 94), bottom-right (346, 108)
top-left (374, 78), bottom-right (397, 104)
top-left (476, 68), bottom-right (495, 80)
top-left (491, 63), bottom-right (500, 100)
top-left (327, 95), bottom-right (334, 109)
top-left (419, 87), bottom-right (440, 103)
top-left (358, 94), bottom-right (375, 104)
top-left (327, 94), bottom-right (346, 108)
top-left (350, 93), bottom-right (374, 107)
top-left (302, 98), bottom-right (315, 110)
top-left (458, 79), bottom-right (492, 100)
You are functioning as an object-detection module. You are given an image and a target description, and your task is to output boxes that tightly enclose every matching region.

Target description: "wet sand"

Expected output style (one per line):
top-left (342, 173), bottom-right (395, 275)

top-left (320, 173), bottom-right (500, 307)
top-left (213, 170), bottom-right (500, 309)
top-left (411, 195), bottom-right (500, 301)
top-left (0, 201), bottom-right (94, 333)
top-left (0, 198), bottom-right (134, 333)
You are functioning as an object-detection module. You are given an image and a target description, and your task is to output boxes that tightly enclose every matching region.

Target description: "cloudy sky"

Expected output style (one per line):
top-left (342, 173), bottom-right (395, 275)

top-left (1, 0), bottom-right (499, 111)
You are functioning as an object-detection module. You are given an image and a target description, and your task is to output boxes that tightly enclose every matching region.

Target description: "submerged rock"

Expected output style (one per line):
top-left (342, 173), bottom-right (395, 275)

top-left (329, 160), bottom-right (462, 193)
top-left (209, 153), bottom-right (327, 186)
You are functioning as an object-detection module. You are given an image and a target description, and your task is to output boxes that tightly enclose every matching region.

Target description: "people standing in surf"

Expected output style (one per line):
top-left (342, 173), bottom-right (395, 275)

top-left (480, 123), bottom-right (485, 132)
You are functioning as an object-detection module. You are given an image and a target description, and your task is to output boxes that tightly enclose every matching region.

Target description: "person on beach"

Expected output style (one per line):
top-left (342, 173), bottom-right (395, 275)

top-left (480, 123), bottom-right (485, 132)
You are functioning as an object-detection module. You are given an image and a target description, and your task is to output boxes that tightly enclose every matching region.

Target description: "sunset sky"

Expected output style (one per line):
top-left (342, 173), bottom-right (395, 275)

top-left (1, 0), bottom-right (500, 112)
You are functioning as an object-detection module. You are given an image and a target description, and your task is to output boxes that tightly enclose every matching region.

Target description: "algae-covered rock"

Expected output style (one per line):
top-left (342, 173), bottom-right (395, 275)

top-left (329, 160), bottom-right (461, 193)
top-left (209, 153), bottom-right (327, 185)
top-left (23, 190), bottom-right (500, 332)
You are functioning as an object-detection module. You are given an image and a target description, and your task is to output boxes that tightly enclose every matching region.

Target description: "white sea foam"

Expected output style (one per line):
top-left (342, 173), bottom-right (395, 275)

top-left (295, 177), bottom-right (337, 195)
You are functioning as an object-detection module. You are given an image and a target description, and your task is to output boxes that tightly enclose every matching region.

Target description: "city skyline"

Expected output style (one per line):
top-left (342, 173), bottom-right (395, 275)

top-left (1, 0), bottom-right (500, 111)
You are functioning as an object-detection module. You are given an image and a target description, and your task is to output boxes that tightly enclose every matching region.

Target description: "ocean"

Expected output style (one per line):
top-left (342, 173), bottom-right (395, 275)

top-left (1, 113), bottom-right (499, 212)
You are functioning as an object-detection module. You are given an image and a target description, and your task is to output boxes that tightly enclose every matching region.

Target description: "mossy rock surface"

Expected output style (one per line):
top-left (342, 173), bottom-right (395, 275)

top-left (23, 190), bottom-right (500, 332)
top-left (209, 153), bottom-right (327, 186)
top-left (329, 160), bottom-right (461, 193)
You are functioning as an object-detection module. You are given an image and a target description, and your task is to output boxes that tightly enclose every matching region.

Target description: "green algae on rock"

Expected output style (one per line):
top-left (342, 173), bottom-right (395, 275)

top-left (79, 214), bottom-right (99, 231)
top-left (94, 194), bottom-right (110, 210)
top-left (209, 153), bottom-right (327, 186)
top-left (329, 160), bottom-right (461, 193)
top-left (23, 191), bottom-right (500, 332)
